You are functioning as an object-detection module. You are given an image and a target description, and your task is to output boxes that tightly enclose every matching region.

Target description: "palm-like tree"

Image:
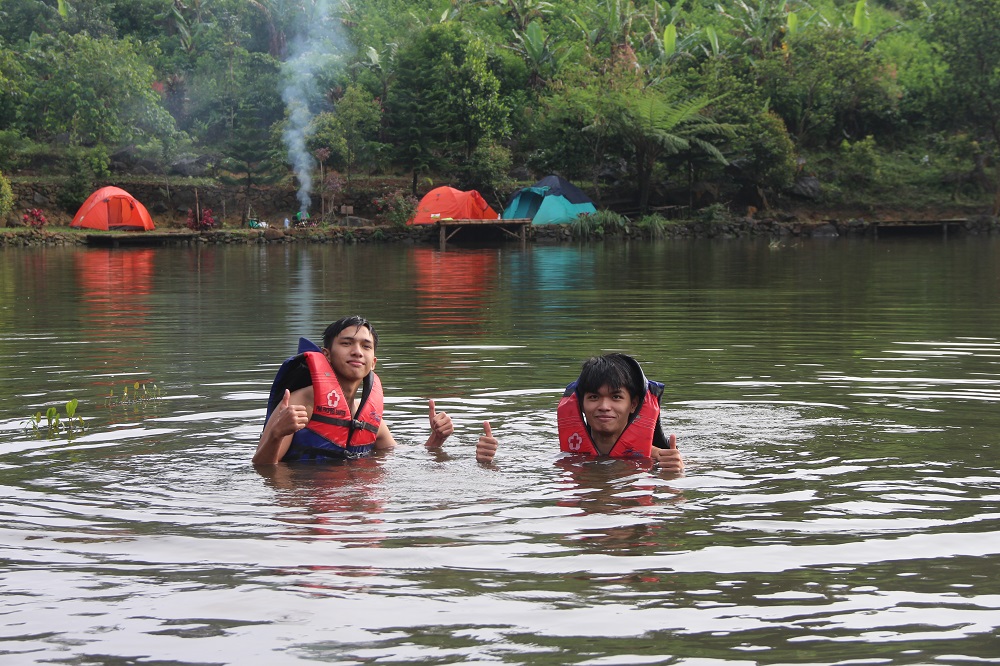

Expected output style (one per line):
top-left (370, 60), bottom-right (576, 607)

top-left (722, 0), bottom-right (791, 59)
top-left (570, 0), bottom-right (648, 70)
top-left (353, 43), bottom-right (397, 107)
top-left (607, 89), bottom-right (735, 211)
top-left (498, 0), bottom-right (554, 32)
top-left (511, 20), bottom-right (569, 88)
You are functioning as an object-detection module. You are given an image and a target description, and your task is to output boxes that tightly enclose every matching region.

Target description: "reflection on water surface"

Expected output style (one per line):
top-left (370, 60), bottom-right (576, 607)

top-left (1, 238), bottom-right (999, 663)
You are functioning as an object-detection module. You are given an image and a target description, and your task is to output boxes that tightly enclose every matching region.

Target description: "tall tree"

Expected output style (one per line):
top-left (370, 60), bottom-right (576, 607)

top-left (217, 129), bottom-right (285, 225)
top-left (0, 44), bottom-right (26, 133)
top-left (18, 32), bottom-right (176, 146)
top-left (528, 69), bottom-right (619, 203)
top-left (334, 84), bottom-right (384, 181)
top-left (386, 22), bottom-right (509, 193)
top-left (930, 0), bottom-right (1000, 213)
top-left (754, 26), bottom-right (900, 147)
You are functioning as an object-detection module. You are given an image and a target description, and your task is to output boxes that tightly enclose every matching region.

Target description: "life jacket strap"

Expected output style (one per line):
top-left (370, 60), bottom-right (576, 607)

top-left (310, 412), bottom-right (380, 434)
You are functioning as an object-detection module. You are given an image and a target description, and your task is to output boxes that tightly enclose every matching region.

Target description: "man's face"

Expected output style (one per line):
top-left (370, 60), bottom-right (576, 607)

top-left (582, 384), bottom-right (638, 440)
top-left (324, 325), bottom-right (376, 383)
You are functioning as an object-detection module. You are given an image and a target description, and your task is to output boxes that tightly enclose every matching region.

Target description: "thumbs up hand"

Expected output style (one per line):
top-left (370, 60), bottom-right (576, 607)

top-left (476, 421), bottom-right (498, 464)
top-left (425, 399), bottom-right (454, 448)
top-left (651, 434), bottom-right (684, 474)
top-left (276, 388), bottom-right (309, 436)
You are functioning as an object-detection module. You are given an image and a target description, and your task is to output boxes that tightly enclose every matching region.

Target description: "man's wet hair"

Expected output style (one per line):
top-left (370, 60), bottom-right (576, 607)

top-left (323, 315), bottom-right (379, 351)
top-left (576, 353), bottom-right (644, 399)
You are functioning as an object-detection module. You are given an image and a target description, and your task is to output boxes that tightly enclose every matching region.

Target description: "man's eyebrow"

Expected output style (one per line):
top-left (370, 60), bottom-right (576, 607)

top-left (338, 334), bottom-right (372, 343)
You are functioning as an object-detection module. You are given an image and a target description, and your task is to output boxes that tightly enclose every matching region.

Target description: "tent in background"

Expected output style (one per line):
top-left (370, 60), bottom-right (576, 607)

top-left (71, 186), bottom-right (156, 231)
top-left (502, 175), bottom-right (596, 225)
top-left (408, 186), bottom-right (498, 225)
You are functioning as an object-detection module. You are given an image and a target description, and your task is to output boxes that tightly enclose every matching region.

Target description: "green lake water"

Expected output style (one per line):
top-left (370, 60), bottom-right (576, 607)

top-left (1, 235), bottom-right (999, 664)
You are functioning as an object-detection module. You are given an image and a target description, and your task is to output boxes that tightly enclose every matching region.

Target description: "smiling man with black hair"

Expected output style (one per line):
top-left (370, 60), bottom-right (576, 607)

top-left (253, 315), bottom-right (454, 465)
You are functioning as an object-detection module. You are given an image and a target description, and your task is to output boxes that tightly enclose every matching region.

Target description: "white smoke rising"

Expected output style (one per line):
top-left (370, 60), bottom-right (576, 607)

top-left (280, 0), bottom-right (346, 216)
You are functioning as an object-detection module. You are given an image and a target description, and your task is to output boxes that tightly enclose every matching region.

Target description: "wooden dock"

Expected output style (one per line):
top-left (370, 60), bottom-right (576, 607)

top-left (437, 218), bottom-right (531, 249)
top-left (843, 218), bottom-right (968, 237)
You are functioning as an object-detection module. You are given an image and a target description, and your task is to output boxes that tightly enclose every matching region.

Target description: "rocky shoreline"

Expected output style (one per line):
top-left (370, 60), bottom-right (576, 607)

top-left (2, 213), bottom-right (998, 248)
top-left (7, 176), bottom-right (999, 247)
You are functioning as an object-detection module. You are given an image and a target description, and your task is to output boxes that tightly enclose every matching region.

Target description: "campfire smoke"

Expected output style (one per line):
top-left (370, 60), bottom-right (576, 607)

top-left (280, 0), bottom-right (345, 217)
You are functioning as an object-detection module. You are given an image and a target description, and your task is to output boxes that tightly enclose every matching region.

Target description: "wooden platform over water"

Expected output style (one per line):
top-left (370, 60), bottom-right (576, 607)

top-left (839, 218), bottom-right (968, 236)
top-left (436, 218), bottom-right (531, 248)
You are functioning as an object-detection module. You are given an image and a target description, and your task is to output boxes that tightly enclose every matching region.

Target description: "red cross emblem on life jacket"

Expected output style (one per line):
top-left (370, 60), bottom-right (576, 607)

top-left (567, 432), bottom-right (583, 451)
top-left (326, 389), bottom-right (340, 408)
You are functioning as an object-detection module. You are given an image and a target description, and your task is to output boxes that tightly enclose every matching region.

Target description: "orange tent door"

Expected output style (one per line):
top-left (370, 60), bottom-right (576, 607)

top-left (111, 198), bottom-right (132, 228)
top-left (71, 186), bottom-right (156, 231)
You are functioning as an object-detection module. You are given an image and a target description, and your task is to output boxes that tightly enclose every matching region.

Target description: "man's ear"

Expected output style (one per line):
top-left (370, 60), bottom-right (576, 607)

top-left (373, 356), bottom-right (378, 368)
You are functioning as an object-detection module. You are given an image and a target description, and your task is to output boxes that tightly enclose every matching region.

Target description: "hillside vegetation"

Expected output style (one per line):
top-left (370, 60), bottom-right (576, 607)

top-left (1, 0), bottom-right (998, 226)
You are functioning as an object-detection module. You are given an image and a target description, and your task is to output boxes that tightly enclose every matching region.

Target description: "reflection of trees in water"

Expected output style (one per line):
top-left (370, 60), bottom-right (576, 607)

top-left (255, 457), bottom-right (387, 544)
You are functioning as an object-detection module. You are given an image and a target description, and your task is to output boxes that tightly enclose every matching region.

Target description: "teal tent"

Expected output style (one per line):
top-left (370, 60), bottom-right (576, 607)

top-left (502, 176), bottom-right (597, 225)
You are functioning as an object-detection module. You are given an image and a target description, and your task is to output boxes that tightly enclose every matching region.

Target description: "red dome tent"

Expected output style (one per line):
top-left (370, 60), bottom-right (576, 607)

top-left (71, 187), bottom-right (156, 231)
top-left (408, 186), bottom-right (498, 225)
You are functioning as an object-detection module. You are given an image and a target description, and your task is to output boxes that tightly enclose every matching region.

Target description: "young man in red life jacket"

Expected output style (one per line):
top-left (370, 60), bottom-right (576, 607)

top-left (253, 315), bottom-right (455, 464)
top-left (475, 353), bottom-right (683, 473)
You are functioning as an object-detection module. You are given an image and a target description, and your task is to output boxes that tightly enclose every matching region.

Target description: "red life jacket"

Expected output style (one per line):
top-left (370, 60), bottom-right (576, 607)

top-left (557, 380), bottom-right (663, 459)
top-left (282, 351), bottom-right (384, 461)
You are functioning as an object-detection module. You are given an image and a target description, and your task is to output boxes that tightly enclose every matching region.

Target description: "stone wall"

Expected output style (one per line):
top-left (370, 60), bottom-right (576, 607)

top-left (8, 180), bottom-right (385, 228)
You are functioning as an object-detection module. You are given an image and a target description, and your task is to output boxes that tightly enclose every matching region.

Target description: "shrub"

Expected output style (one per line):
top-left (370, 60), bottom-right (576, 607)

top-left (456, 141), bottom-right (513, 197)
top-left (0, 170), bottom-right (13, 220)
top-left (373, 190), bottom-right (419, 227)
top-left (572, 210), bottom-right (628, 238)
top-left (57, 146), bottom-right (111, 213)
top-left (635, 213), bottom-right (668, 239)
top-left (736, 111), bottom-right (797, 194)
top-left (839, 135), bottom-right (881, 184)
top-left (696, 203), bottom-right (733, 225)
top-left (0, 131), bottom-right (29, 172)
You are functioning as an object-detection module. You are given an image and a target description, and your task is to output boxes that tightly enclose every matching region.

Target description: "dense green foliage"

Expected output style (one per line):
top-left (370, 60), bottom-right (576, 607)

top-left (0, 169), bottom-right (13, 219)
top-left (0, 0), bottom-right (996, 213)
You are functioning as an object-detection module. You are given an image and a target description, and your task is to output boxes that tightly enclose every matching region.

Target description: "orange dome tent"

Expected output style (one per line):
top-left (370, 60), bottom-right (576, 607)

top-left (71, 186), bottom-right (156, 231)
top-left (408, 186), bottom-right (498, 225)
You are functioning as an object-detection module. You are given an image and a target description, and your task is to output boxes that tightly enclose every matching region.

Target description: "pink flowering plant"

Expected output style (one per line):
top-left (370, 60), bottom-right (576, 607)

top-left (373, 190), bottom-right (418, 227)
top-left (186, 207), bottom-right (216, 231)
top-left (23, 208), bottom-right (47, 228)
